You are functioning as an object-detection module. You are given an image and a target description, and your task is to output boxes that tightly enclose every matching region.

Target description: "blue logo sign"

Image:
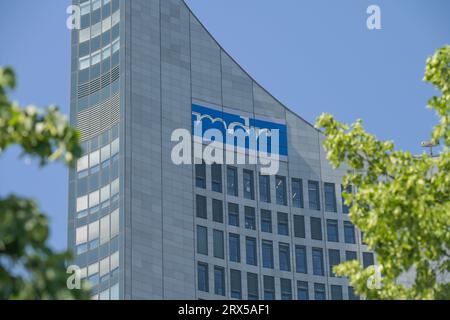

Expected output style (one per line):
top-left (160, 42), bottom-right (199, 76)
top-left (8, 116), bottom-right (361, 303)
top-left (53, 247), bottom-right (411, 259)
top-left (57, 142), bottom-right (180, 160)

top-left (192, 103), bottom-right (288, 157)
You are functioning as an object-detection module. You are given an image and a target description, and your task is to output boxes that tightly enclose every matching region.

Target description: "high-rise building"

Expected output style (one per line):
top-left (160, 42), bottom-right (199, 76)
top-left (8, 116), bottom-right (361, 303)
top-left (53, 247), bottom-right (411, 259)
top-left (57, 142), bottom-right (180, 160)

top-left (68, 0), bottom-right (373, 300)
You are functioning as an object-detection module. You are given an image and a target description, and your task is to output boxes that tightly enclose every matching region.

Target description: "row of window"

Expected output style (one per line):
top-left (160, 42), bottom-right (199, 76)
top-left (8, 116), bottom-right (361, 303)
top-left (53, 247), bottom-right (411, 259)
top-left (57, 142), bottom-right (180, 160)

top-left (196, 164), bottom-right (352, 213)
top-left (79, 38), bottom-right (120, 71)
top-left (79, 0), bottom-right (120, 30)
top-left (197, 263), bottom-right (359, 300)
top-left (92, 283), bottom-right (119, 300)
top-left (196, 227), bottom-right (374, 275)
top-left (77, 138), bottom-right (119, 174)
top-left (79, 8), bottom-right (119, 43)
top-left (78, 251), bottom-right (119, 286)
top-left (76, 178), bottom-right (120, 214)
top-left (79, 124), bottom-right (119, 155)
top-left (196, 195), bottom-right (357, 244)
top-left (77, 148), bottom-right (119, 203)
top-left (75, 209), bottom-right (120, 254)
top-left (77, 5), bottom-right (120, 85)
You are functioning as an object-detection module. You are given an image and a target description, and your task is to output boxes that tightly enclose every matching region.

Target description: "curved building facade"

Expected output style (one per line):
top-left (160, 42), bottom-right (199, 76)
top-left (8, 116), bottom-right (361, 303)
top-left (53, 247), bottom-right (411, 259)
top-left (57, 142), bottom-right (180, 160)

top-left (68, 0), bottom-right (374, 300)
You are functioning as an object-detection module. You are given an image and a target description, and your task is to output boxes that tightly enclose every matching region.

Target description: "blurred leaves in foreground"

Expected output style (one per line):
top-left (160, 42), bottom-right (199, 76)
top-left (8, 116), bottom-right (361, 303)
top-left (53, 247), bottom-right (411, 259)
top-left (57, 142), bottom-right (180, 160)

top-left (315, 46), bottom-right (450, 299)
top-left (0, 66), bottom-right (89, 300)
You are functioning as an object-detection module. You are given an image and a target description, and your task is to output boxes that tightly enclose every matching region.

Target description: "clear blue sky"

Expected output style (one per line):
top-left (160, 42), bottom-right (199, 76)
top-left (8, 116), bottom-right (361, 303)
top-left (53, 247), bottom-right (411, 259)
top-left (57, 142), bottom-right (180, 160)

top-left (0, 0), bottom-right (449, 251)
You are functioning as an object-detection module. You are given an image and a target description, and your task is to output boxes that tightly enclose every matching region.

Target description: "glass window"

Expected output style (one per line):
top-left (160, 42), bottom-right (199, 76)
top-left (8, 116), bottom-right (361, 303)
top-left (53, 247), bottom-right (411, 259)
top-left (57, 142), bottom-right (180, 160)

top-left (228, 203), bottom-right (239, 227)
top-left (262, 240), bottom-right (274, 269)
top-left (102, 16), bottom-right (111, 33)
top-left (88, 274), bottom-right (99, 286)
top-left (243, 169), bottom-right (254, 200)
top-left (99, 256), bottom-right (109, 279)
top-left (102, 45), bottom-right (111, 60)
top-left (227, 166), bottom-right (238, 196)
top-left (79, 41), bottom-right (90, 57)
top-left (77, 195), bottom-right (88, 212)
top-left (213, 230), bottom-right (224, 259)
top-left (361, 231), bottom-right (367, 245)
top-left (297, 281), bottom-right (309, 300)
top-left (263, 276), bottom-right (275, 300)
top-left (329, 249), bottom-right (341, 277)
top-left (344, 221), bottom-right (356, 244)
top-left (76, 243), bottom-right (88, 254)
top-left (90, 163), bottom-right (100, 175)
top-left (99, 214), bottom-right (110, 245)
top-left (363, 252), bottom-right (375, 268)
top-left (89, 190), bottom-right (100, 208)
top-left (89, 150), bottom-right (100, 167)
top-left (110, 283), bottom-right (119, 300)
top-left (279, 243), bottom-right (291, 271)
top-left (293, 215), bottom-right (305, 238)
top-left (277, 212), bottom-right (289, 236)
top-left (230, 269), bottom-right (242, 299)
top-left (260, 210), bottom-right (272, 233)
top-left (341, 184), bottom-right (352, 214)
top-left (88, 221), bottom-right (99, 243)
top-left (275, 176), bottom-right (287, 206)
top-left (91, 50), bottom-right (102, 66)
top-left (211, 164), bottom-right (222, 193)
top-left (280, 278), bottom-right (292, 300)
top-left (111, 209), bottom-right (119, 238)
top-left (310, 217), bottom-right (322, 240)
top-left (76, 225), bottom-right (88, 245)
top-left (292, 178), bottom-right (304, 208)
top-left (244, 206), bottom-right (256, 230)
top-left (91, 36), bottom-right (101, 54)
top-left (79, 27), bottom-right (90, 43)
top-left (111, 24), bottom-right (120, 41)
top-left (331, 285), bottom-right (343, 300)
top-left (259, 174), bottom-right (271, 203)
top-left (197, 225), bottom-right (208, 256)
top-left (80, 1), bottom-right (91, 15)
top-left (77, 155), bottom-right (89, 172)
top-left (212, 199), bottom-right (223, 223)
top-left (100, 185), bottom-right (110, 203)
top-left (91, 22), bottom-right (102, 38)
top-left (111, 8), bottom-right (120, 26)
top-left (111, 138), bottom-right (119, 156)
top-left (345, 250), bottom-right (357, 261)
top-left (214, 267), bottom-right (225, 296)
top-left (110, 251), bottom-right (119, 272)
top-left (112, 38), bottom-right (120, 53)
top-left (295, 245), bottom-right (308, 274)
top-left (246, 237), bottom-right (257, 266)
top-left (308, 180), bottom-right (320, 210)
top-left (312, 248), bottom-right (324, 276)
top-left (99, 289), bottom-right (109, 300)
top-left (314, 283), bottom-right (326, 300)
top-left (92, 0), bottom-right (102, 11)
top-left (327, 219), bottom-right (339, 242)
top-left (195, 162), bottom-right (206, 189)
top-left (79, 55), bottom-right (90, 70)
top-left (196, 195), bottom-right (207, 219)
top-left (197, 263), bottom-right (209, 292)
top-left (112, 0), bottom-right (119, 12)
top-left (111, 178), bottom-right (119, 196)
top-left (247, 273), bottom-right (259, 300)
top-left (88, 263), bottom-right (98, 278)
top-left (100, 144), bottom-right (110, 163)
top-left (229, 233), bottom-right (240, 263)
top-left (348, 286), bottom-right (359, 300)
top-left (324, 182), bottom-right (337, 212)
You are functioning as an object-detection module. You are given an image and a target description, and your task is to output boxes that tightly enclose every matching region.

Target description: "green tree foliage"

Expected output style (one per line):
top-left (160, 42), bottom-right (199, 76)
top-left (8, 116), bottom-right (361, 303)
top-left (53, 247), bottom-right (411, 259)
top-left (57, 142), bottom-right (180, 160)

top-left (0, 67), bottom-right (90, 299)
top-left (315, 46), bottom-right (450, 300)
